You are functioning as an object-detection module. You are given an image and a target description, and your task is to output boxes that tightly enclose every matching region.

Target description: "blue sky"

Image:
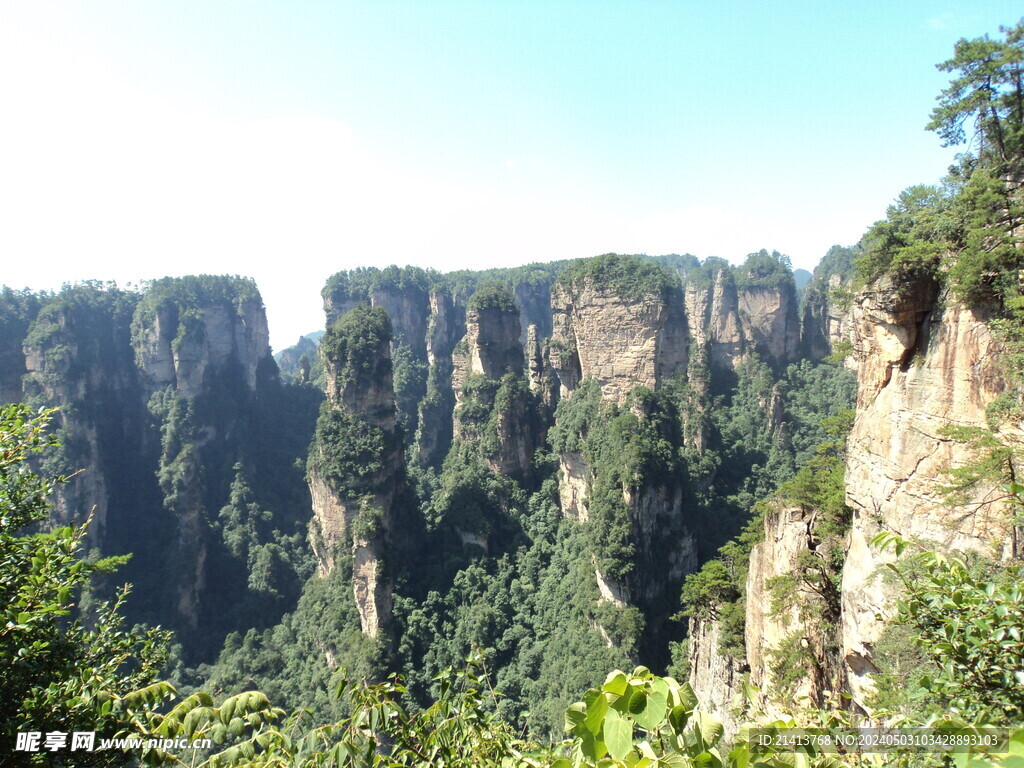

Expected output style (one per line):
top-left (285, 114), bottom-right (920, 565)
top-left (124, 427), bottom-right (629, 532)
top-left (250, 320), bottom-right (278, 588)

top-left (1, 1), bottom-right (1021, 349)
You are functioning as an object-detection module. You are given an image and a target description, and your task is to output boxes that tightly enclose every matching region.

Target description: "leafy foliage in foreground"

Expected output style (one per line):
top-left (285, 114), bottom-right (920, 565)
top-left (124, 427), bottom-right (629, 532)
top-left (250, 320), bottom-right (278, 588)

top-left (873, 532), bottom-right (1024, 725)
top-left (0, 404), bottom-right (171, 765)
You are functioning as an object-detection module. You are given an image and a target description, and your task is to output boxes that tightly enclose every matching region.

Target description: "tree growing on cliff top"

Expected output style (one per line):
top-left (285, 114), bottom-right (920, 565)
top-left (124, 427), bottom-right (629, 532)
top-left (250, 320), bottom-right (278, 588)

top-left (927, 19), bottom-right (1024, 172)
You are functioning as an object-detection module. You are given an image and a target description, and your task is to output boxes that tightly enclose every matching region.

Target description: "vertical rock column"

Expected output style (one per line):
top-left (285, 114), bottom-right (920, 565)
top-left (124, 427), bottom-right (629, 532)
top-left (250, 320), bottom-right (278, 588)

top-left (307, 305), bottom-right (403, 638)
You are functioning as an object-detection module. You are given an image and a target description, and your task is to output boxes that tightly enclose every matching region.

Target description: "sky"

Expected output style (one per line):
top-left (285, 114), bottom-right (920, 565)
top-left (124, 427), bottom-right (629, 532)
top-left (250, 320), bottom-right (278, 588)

top-left (1, 1), bottom-right (1022, 351)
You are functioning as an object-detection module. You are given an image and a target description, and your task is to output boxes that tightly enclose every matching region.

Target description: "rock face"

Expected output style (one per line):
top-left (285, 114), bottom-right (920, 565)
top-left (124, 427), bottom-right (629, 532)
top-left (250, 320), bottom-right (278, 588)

top-left (622, 482), bottom-right (698, 602)
top-left (847, 274), bottom-right (939, 406)
top-left (550, 279), bottom-right (688, 404)
top-left (514, 281), bottom-right (554, 348)
top-left (802, 274), bottom-right (855, 365)
top-left (689, 275), bottom-right (1014, 724)
top-left (415, 290), bottom-right (461, 468)
top-left (134, 297), bottom-right (271, 397)
top-left (370, 286), bottom-right (430, 358)
top-left (842, 285), bottom-right (1011, 706)
top-left (682, 261), bottom-right (802, 376)
top-left (738, 284), bottom-right (801, 369)
top-left (15, 277), bottom-right (298, 650)
top-left (275, 334), bottom-right (318, 379)
top-left (491, 388), bottom-right (539, 480)
top-left (322, 273), bottom-right (431, 357)
top-left (465, 303), bottom-right (524, 381)
top-left (558, 451), bottom-right (590, 521)
top-left (22, 293), bottom-right (146, 543)
top-left (744, 504), bottom-right (842, 709)
top-left (308, 306), bottom-right (402, 638)
top-left (683, 269), bottom-right (744, 374)
top-left (688, 617), bottom-right (744, 737)
top-left (451, 293), bottom-right (541, 482)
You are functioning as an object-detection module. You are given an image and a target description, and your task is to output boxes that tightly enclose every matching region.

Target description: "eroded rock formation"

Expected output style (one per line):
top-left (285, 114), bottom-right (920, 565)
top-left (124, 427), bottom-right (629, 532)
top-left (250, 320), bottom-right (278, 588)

top-left (308, 305), bottom-right (402, 638)
top-left (842, 286), bottom-right (1011, 706)
top-left (550, 277), bottom-right (688, 404)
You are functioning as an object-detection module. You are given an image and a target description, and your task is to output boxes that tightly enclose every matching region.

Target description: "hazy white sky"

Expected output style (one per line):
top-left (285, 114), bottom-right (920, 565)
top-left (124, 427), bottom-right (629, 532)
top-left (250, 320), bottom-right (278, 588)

top-left (1, 1), bottom-right (1020, 350)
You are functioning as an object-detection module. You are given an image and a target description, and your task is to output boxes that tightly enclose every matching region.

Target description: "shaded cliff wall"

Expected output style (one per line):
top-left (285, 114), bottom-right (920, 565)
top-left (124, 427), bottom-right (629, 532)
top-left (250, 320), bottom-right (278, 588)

top-left (13, 277), bottom-right (316, 660)
top-left (800, 245), bottom-right (857, 366)
top-left (22, 285), bottom-right (147, 545)
top-left (414, 289), bottom-right (462, 468)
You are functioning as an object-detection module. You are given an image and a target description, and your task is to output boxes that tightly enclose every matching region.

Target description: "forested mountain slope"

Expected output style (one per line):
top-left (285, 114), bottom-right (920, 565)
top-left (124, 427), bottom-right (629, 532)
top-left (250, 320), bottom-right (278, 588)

top-left (0, 249), bottom-right (858, 733)
top-left (3, 18), bottom-right (1024, 768)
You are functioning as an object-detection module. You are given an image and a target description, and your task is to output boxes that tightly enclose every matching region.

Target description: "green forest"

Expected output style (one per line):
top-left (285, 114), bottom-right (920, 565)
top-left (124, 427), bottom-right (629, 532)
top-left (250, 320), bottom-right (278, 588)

top-left (2, 19), bottom-right (1024, 768)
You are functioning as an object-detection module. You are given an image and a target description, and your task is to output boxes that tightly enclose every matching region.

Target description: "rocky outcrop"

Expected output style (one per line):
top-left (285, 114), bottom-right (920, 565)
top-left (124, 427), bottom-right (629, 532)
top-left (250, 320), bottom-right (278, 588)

top-left (558, 451), bottom-right (590, 521)
top-left (596, 568), bottom-right (629, 607)
top-left (550, 279), bottom-right (687, 404)
top-left (491, 389), bottom-right (540, 480)
top-left (684, 269), bottom-right (744, 373)
top-left (739, 284), bottom-right (801, 369)
top-left (525, 324), bottom-right (553, 402)
top-left (622, 483), bottom-right (698, 602)
top-left (465, 303), bottom-right (524, 381)
top-left (688, 617), bottom-right (745, 737)
top-left (22, 294), bottom-right (144, 541)
top-left (134, 297), bottom-right (271, 398)
top-left (275, 334), bottom-right (318, 379)
top-left (745, 504), bottom-right (842, 708)
top-left (322, 269), bottom-right (431, 358)
top-left (451, 293), bottom-right (541, 482)
top-left (841, 286), bottom-right (1011, 706)
top-left (514, 281), bottom-right (554, 349)
top-left (847, 274), bottom-right (939, 406)
top-left (308, 305), bottom-right (402, 638)
top-left (370, 286), bottom-right (430, 359)
top-left (415, 290), bottom-right (461, 468)
top-left (802, 274), bottom-right (855, 365)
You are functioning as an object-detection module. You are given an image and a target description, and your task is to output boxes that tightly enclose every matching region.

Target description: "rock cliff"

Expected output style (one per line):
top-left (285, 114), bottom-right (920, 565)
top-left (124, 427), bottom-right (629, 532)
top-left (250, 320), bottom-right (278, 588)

top-left (799, 244), bottom-right (858, 365)
top-left (550, 274), bottom-right (687, 404)
top-left (683, 268), bottom-right (745, 374)
top-left (842, 284), bottom-right (1011, 706)
top-left (414, 289), bottom-right (461, 468)
top-left (21, 288), bottom-right (145, 542)
top-left (451, 287), bottom-right (541, 483)
top-left (134, 290), bottom-right (271, 398)
top-left (13, 277), bottom-right (306, 657)
top-left (688, 274), bottom-right (1015, 725)
top-left (738, 284), bottom-right (801, 370)
top-left (687, 616), bottom-right (745, 736)
top-left (744, 503), bottom-right (844, 710)
top-left (464, 301), bottom-right (525, 382)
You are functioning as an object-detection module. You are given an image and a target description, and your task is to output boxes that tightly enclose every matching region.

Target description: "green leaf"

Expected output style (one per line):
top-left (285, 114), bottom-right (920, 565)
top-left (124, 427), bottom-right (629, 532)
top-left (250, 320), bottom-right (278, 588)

top-left (675, 682), bottom-right (698, 712)
top-left (577, 725), bottom-right (608, 761)
top-left (565, 702), bottom-right (587, 733)
top-left (604, 671), bottom-right (629, 696)
top-left (604, 707), bottom-right (633, 762)
top-left (628, 688), bottom-right (647, 715)
top-left (1010, 729), bottom-right (1024, 757)
top-left (694, 711), bottom-right (724, 749)
top-left (586, 692), bottom-right (610, 736)
top-left (634, 689), bottom-right (668, 732)
top-left (667, 705), bottom-right (690, 734)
